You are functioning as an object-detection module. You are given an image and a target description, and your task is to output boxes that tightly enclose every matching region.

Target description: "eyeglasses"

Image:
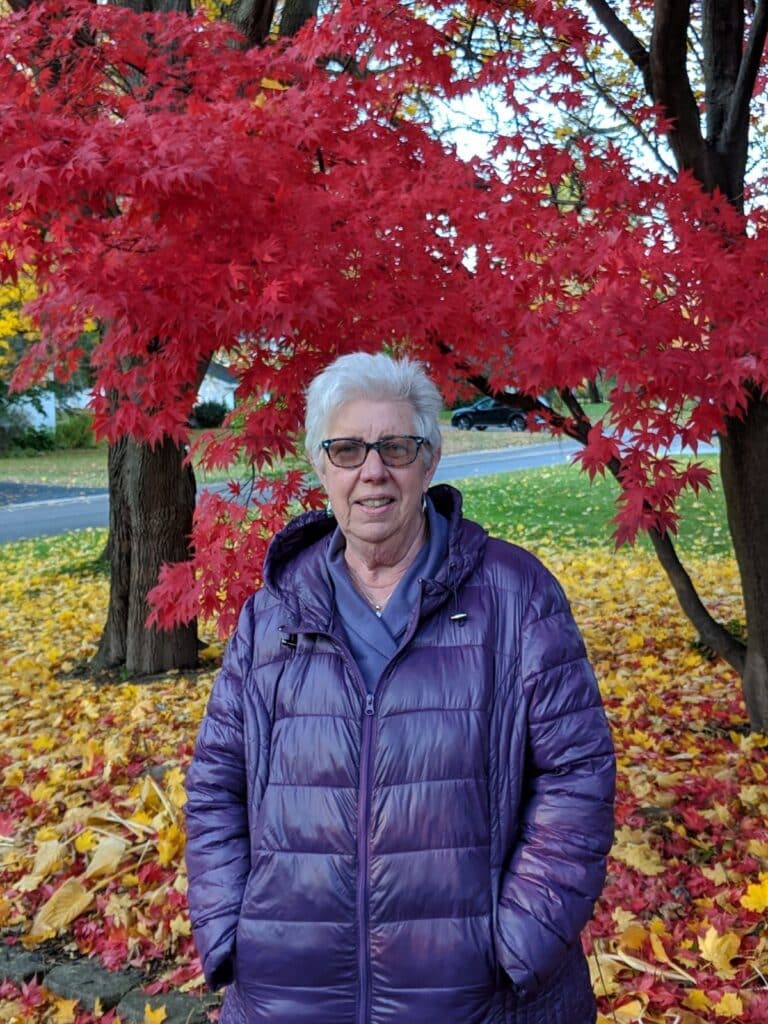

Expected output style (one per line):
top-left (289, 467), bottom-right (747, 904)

top-left (321, 435), bottom-right (429, 468)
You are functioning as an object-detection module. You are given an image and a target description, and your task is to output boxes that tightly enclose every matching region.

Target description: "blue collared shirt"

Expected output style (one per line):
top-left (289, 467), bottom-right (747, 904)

top-left (324, 496), bottom-right (449, 693)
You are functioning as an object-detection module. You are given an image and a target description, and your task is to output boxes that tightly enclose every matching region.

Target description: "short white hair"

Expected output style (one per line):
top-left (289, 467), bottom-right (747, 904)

top-left (305, 352), bottom-right (443, 462)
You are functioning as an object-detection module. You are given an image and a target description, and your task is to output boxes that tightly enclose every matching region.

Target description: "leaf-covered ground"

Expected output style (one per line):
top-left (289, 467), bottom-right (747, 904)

top-left (1, 526), bottom-right (767, 1023)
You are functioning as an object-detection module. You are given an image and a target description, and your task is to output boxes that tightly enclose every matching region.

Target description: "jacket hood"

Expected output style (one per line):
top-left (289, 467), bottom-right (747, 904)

top-left (262, 483), bottom-right (487, 629)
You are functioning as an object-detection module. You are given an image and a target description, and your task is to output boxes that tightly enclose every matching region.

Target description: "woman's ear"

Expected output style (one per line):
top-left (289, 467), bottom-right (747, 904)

top-left (308, 448), bottom-right (327, 486)
top-left (424, 446), bottom-right (441, 488)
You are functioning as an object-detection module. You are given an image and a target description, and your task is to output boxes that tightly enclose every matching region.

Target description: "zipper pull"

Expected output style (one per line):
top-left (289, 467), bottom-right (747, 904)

top-left (364, 693), bottom-right (375, 716)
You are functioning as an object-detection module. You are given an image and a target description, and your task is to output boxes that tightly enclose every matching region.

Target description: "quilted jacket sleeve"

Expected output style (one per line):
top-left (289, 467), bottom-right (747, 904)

top-left (495, 567), bottom-right (615, 994)
top-left (184, 601), bottom-right (256, 990)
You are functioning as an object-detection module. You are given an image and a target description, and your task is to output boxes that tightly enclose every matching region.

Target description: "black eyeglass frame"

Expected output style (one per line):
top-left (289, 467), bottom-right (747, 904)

top-left (320, 435), bottom-right (430, 468)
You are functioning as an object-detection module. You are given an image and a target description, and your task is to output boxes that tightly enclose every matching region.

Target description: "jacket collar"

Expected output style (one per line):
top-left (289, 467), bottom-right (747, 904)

top-left (263, 483), bottom-right (487, 631)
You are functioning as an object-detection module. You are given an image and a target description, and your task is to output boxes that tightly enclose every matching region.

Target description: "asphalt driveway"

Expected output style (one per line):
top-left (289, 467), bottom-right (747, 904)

top-left (0, 482), bottom-right (107, 507)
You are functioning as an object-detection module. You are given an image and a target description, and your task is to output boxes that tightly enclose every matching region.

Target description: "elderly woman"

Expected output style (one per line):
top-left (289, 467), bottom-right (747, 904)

top-left (184, 352), bottom-right (615, 1024)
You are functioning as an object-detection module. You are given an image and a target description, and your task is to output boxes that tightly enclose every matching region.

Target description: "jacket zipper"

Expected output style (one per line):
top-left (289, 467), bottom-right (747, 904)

top-left (289, 627), bottom-right (378, 1024)
top-left (357, 691), bottom-right (375, 1024)
top-left (283, 584), bottom-right (444, 1024)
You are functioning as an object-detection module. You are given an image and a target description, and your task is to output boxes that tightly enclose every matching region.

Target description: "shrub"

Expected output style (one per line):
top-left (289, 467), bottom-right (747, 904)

top-left (16, 425), bottom-right (56, 451)
top-left (191, 400), bottom-right (228, 428)
top-left (54, 409), bottom-right (96, 449)
top-left (0, 405), bottom-right (57, 454)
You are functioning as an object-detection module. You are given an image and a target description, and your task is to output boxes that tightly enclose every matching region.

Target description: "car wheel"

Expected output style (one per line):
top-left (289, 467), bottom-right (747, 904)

top-left (456, 415), bottom-right (472, 430)
top-left (508, 414), bottom-right (526, 432)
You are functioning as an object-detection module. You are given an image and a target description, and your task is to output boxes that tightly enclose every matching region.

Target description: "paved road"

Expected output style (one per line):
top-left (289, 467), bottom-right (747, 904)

top-left (0, 440), bottom-right (582, 543)
top-left (0, 435), bottom-right (717, 543)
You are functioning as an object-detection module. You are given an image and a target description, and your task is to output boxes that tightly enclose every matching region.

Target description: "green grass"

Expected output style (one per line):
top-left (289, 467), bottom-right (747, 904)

top-left (458, 455), bottom-right (729, 557)
top-left (0, 446), bottom-right (110, 489)
top-left (0, 427), bottom-right (548, 489)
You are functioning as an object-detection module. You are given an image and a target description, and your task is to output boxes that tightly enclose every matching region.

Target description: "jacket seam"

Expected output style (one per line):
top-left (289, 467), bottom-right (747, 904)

top-left (374, 842), bottom-right (490, 856)
top-left (377, 776), bottom-right (487, 787)
top-left (523, 654), bottom-right (588, 685)
top-left (381, 705), bottom-right (489, 719)
top-left (528, 697), bottom-right (604, 725)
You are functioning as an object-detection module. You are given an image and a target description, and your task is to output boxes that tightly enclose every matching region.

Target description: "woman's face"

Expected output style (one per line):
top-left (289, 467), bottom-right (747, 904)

top-left (315, 399), bottom-right (440, 562)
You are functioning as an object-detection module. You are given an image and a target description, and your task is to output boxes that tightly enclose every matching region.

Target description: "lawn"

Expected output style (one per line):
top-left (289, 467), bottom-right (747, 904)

top-left (2, 465), bottom-right (766, 1024)
top-left (0, 425), bottom-right (545, 490)
top-left (462, 454), bottom-right (731, 557)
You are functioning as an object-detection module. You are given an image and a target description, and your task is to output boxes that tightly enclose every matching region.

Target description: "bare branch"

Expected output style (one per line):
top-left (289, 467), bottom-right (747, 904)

top-left (584, 0), bottom-right (652, 94)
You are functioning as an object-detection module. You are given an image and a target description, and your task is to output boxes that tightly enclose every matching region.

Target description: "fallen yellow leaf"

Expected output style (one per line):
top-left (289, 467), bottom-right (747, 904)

top-left (683, 989), bottom-right (712, 1012)
top-left (26, 877), bottom-right (94, 944)
top-left (84, 834), bottom-right (128, 879)
top-left (740, 872), bottom-right (768, 913)
top-left (712, 991), bottom-right (743, 1017)
top-left (698, 926), bottom-right (740, 976)
top-left (52, 996), bottom-right (80, 1023)
top-left (17, 838), bottom-right (67, 892)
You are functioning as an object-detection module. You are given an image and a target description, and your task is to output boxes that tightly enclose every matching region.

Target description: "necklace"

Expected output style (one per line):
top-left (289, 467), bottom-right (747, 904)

top-left (347, 566), bottom-right (397, 617)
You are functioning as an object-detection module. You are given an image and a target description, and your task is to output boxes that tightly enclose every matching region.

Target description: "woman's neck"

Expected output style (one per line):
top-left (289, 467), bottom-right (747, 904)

top-left (344, 516), bottom-right (427, 594)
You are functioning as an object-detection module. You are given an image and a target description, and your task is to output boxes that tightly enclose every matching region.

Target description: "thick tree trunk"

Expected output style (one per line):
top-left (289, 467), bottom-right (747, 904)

top-left (719, 396), bottom-right (768, 732)
top-left (92, 436), bottom-right (198, 675)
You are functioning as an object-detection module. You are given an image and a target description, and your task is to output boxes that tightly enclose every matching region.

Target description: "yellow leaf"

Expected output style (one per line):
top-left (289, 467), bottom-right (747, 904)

top-left (32, 734), bottom-right (56, 751)
top-left (84, 835), bottom-right (127, 879)
top-left (74, 829), bottom-right (98, 854)
top-left (611, 998), bottom-right (649, 1022)
top-left (610, 907), bottom-right (636, 932)
top-left (4, 765), bottom-right (24, 786)
top-left (611, 826), bottom-right (666, 876)
top-left (31, 781), bottom-right (55, 801)
top-left (164, 766), bottom-right (188, 809)
top-left (713, 991), bottom-right (743, 1017)
top-left (702, 863), bottom-right (729, 885)
top-left (0, 895), bottom-right (12, 926)
top-left (699, 926), bottom-right (740, 976)
top-left (157, 823), bottom-right (184, 867)
top-left (143, 1003), bottom-right (167, 1024)
top-left (589, 953), bottom-right (621, 997)
top-left (35, 825), bottom-right (60, 842)
top-left (17, 838), bottom-right (66, 892)
top-left (683, 989), bottom-right (712, 1012)
top-left (619, 922), bottom-right (648, 951)
top-left (26, 878), bottom-right (94, 944)
top-left (52, 996), bottom-right (80, 1023)
top-left (170, 913), bottom-right (191, 939)
top-left (740, 873), bottom-right (768, 913)
top-left (259, 76), bottom-right (288, 91)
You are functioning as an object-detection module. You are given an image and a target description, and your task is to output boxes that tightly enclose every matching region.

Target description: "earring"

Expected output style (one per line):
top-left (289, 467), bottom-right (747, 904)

top-left (421, 493), bottom-right (427, 512)
top-left (325, 500), bottom-right (333, 517)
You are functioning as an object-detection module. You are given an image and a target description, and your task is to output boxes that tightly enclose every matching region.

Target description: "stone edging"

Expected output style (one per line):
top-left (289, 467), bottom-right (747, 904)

top-left (0, 945), bottom-right (220, 1023)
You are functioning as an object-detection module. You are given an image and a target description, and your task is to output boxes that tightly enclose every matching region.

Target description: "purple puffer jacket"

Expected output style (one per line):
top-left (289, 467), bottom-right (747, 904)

top-left (185, 484), bottom-right (615, 1024)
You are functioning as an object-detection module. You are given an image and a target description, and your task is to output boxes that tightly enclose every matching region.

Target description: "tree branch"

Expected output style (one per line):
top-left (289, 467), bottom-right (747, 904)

top-left (647, 527), bottom-right (746, 673)
top-left (723, 0), bottom-right (768, 155)
top-left (650, 0), bottom-right (710, 182)
top-left (584, 0), bottom-right (653, 94)
top-left (435, 341), bottom-right (745, 671)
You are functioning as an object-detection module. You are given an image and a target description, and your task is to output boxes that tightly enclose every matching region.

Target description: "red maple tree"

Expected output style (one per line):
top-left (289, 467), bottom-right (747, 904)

top-left (2, 0), bottom-right (768, 729)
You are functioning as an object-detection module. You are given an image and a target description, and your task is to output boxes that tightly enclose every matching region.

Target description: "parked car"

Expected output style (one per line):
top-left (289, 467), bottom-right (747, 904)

top-left (450, 397), bottom-right (528, 431)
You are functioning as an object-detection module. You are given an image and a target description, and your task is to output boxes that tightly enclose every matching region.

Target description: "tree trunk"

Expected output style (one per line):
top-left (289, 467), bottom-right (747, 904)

top-left (92, 436), bottom-right (198, 676)
top-left (719, 395), bottom-right (768, 732)
top-left (585, 377), bottom-right (602, 404)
